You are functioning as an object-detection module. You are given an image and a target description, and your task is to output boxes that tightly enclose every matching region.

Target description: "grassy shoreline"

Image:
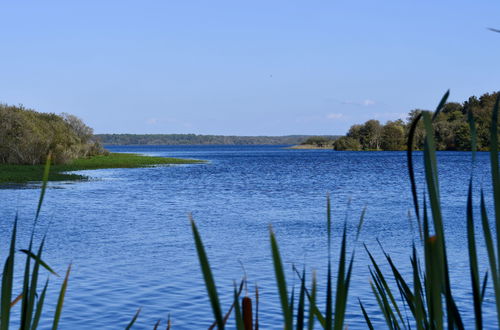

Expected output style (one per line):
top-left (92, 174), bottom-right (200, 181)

top-left (0, 153), bottom-right (203, 183)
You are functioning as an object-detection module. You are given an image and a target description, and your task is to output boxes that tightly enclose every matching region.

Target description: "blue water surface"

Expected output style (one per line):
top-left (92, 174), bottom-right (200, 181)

top-left (0, 145), bottom-right (496, 329)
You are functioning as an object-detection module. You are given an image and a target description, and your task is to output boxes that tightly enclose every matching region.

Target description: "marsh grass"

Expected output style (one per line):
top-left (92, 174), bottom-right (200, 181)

top-left (0, 152), bottom-right (202, 183)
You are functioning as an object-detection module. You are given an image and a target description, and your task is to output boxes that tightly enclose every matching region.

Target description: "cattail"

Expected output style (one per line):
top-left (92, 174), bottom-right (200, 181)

top-left (242, 296), bottom-right (253, 330)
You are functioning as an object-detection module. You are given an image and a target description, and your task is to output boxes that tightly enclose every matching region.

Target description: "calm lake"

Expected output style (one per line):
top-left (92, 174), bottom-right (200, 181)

top-left (0, 145), bottom-right (497, 329)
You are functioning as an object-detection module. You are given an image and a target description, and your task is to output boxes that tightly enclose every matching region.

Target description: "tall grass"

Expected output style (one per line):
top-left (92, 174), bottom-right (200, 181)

top-left (189, 92), bottom-right (500, 329)
top-left (360, 92), bottom-right (500, 329)
top-left (1, 154), bottom-right (70, 329)
top-left (191, 196), bottom-right (366, 329)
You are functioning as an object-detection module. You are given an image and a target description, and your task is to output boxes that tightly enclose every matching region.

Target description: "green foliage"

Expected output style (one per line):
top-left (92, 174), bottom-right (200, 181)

top-left (96, 134), bottom-right (341, 146)
top-left (0, 104), bottom-right (106, 165)
top-left (360, 92), bottom-right (500, 329)
top-left (333, 137), bottom-right (361, 151)
top-left (341, 91), bottom-right (500, 151)
top-left (301, 136), bottom-right (334, 147)
top-left (0, 153), bottom-right (202, 183)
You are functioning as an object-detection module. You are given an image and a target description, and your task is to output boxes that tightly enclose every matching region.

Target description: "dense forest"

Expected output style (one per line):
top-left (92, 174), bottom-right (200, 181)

top-left (333, 91), bottom-right (500, 151)
top-left (0, 104), bottom-right (106, 165)
top-left (95, 134), bottom-right (339, 145)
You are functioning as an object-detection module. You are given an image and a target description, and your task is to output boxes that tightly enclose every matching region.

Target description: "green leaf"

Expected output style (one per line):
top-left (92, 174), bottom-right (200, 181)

top-left (31, 280), bottom-right (48, 330)
top-left (36, 153), bottom-right (51, 222)
top-left (19, 250), bottom-right (59, 276)
top-left (269, 225), bottom-right (293, 329)
top-left (125, 308), bottom-right (141, 330)
top-left (358, 299), bottom-right (374, 330)
top-left (52, 264), bottom-right (71, 330)
top-left (190, 217), bottom-right (224, 329)
top-left (1, 219), bottom-right (17, 330)
top-left (233, 283), bottom-right (244, 330)
top-left (466, 179), bottom-right (482, 328)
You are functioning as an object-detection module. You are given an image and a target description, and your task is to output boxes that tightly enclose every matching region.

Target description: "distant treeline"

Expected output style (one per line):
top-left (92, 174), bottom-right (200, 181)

top-left (95, 134), bottom-right (340, 145)
top-left (333, 91), bottom-right (500, 151)
top-left (0, 104), bottom-right (106, 165)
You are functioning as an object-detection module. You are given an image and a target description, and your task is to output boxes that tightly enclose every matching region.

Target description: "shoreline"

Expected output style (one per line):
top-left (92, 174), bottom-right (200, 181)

top-left (285, 144), bottom-right (334, 150)
top-left (0, 153), bottom-right (203, 184)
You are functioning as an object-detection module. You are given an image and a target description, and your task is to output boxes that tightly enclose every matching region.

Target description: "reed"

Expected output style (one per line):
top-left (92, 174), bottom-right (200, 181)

top-left (189, 91), bottom-right (500, 329)
top-left (0, 155), bottom-right (70, 329)
top-left (360, 92), bottom-right (500, 329)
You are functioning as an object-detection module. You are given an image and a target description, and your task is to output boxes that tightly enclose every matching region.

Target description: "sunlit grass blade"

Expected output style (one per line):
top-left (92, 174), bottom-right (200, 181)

top-left (190, 217), bottom-right (224, 329)
top-left (297, 268), bottom-right (306, 330)
top-left (307, 271), bottom-right (317, 330)
top-left (1, 218), bottom-right (17, 330)
top-left (358, 299), bottom-right (374, 330)
top-left (52, 264), bottom-right (71, 330)
top-left (19, 250), bottom-right (58, 276)
top-left (31, 279), bottom-right (48, 330)
top-left (466, 179), bottom-right (482, 328)
top-left (269, 225), bottom-right (292, 329)
top-left (125, 308), bottom-right (141, 330)
top-left (233, 283), bottom-right (244, 330)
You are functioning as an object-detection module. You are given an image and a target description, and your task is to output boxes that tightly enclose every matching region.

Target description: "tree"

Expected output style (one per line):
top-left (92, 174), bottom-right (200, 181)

top-left (381, 120), bottom-right (405, 151)
top-left (334, 136), bottom-right (361, 151)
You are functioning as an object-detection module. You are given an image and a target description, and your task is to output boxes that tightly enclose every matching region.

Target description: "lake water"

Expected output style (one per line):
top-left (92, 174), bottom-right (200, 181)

top-left (0, 145), bottom-right (497, 329)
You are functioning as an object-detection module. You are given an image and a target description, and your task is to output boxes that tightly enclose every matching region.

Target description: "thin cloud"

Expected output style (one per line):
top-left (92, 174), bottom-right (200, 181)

top-left (342, 99), bottom-right (376, 107)
top-left (326, 113), bottom-right (344, 119)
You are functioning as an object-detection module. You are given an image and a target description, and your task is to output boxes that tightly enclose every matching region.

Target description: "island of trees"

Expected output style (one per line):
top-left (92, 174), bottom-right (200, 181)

top-left (332, 91), bottom-right (499, 151)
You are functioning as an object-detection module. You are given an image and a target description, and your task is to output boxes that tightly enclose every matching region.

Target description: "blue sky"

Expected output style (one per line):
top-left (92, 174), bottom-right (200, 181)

top-left (1, 1), bottom-right (499, 135)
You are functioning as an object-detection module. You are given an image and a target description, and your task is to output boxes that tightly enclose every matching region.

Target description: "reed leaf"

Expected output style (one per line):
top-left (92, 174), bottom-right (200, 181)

top-left (466, 179), bottom-right (482, 329)
top-left (480, 189), bottom-right (500, 325)
top-left (31, 280), bottom-right (48, 330)
top-left (1, 218), bottom-right (17, 330)
top-left (296, 268), bottom-right (306, 330)
top-left (233, 283), bottom-right (244, 330)
top-left (19, 250), bottom-right (58, 276)
top-left (190, 217), bottom-right (224, 329)
top-left (125, 308), bottom-right (141, 330)
top-left (52, 264), bottom-right (71, 330)
top-left (307, 271), bottom-right (317, 330)
top-left (269, 225), bottom-right (293, 329)
top-left (358, 299), bottom-right (374, 330)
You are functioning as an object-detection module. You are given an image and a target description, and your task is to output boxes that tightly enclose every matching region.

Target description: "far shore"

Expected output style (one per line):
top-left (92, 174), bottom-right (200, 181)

top-left (285, 144), bottom-right (334, 150)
